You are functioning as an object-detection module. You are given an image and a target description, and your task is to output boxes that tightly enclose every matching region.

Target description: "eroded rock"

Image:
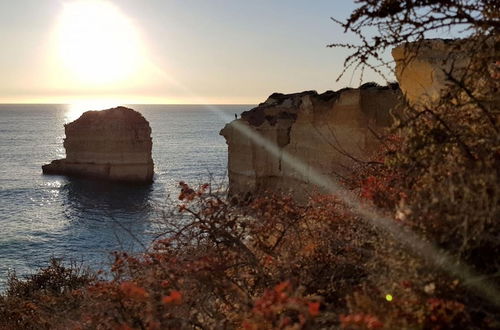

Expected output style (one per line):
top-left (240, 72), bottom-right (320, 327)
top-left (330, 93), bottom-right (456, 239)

top-left (220, 85), bottom-right (401, 198)
top-left (43, 106), bottom-right (154, 183)
top-left (392, 39), bottom-right (473, 107)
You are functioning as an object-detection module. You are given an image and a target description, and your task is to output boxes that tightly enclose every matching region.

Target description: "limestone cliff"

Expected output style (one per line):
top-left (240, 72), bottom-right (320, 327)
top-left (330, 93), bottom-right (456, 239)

top-left (43, 106), bottom-right (154, 183)
top-left (220, 85), bottom-right (401, 197)
top-left (392, 39), bottom-right (472, 107)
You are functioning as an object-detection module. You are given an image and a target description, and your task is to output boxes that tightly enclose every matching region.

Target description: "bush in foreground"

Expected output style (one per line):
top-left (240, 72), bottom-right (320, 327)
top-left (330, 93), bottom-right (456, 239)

top-left (1, 165), bottom-right (498, 329)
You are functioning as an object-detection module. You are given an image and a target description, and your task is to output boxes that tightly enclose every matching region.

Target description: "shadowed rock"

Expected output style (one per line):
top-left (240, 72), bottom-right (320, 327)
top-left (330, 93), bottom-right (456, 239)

top-left (43, 106), bottom-right (154, 183)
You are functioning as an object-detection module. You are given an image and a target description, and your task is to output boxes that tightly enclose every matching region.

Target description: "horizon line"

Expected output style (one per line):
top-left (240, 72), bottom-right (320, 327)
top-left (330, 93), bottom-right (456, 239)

top-left (0, 102), bottom-right (257, 106)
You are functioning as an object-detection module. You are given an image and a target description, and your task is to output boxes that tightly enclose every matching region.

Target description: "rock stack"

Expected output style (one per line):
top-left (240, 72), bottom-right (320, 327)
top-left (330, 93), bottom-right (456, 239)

top-left (43, 106), bottom-right (154, 183)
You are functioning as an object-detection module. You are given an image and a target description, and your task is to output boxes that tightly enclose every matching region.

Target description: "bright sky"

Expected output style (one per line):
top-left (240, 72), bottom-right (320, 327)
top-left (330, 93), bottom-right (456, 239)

top-left (0, 0), bottom-right (385, 104)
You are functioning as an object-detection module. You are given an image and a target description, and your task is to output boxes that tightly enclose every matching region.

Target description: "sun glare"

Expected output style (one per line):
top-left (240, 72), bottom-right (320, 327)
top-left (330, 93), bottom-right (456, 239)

top-left (65, 100), bottom-right (122, 122)
top-left (57, 0), bottom-right (143, 86)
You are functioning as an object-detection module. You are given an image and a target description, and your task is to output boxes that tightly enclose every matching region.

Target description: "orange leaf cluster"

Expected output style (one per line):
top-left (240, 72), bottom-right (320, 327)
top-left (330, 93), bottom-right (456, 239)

top-left (120, 281), bottom-right (149, 300)
top-left (162, 290), bottom-right (182, 304)
top-left (340, 313), bottom-right (383, 329)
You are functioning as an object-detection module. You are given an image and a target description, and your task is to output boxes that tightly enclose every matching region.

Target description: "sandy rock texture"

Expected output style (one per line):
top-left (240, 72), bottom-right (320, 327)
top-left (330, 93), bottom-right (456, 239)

top-left (220, 85), bottom-right (401, 198)
top-left (42, 106), bottom-right (154, 183)
top-left (392, 39), bottom-right (473, 107)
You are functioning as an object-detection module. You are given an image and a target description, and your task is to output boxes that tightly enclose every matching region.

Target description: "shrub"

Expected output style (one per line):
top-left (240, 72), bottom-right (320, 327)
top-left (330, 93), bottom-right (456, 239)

top-left (0, 258), bottom-right (95, 329)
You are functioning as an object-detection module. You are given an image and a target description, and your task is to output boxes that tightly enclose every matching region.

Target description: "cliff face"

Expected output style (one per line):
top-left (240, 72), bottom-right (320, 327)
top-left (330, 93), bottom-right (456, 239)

top-left (392, 39), bottom-right (472, 107)
top-left (43, 106), bottom-right (154, 183)
top-left (220, 85), bottom-right (401, 198)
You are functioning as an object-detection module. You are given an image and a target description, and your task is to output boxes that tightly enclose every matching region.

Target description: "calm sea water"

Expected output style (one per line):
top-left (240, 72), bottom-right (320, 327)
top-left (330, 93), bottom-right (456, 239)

top-left (0, 104), bottom-right (250, 290)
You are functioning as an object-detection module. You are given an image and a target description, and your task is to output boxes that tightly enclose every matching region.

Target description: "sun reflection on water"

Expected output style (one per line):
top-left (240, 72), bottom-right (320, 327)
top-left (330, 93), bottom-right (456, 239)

top-left (46, 180), bottom-right (63, 189)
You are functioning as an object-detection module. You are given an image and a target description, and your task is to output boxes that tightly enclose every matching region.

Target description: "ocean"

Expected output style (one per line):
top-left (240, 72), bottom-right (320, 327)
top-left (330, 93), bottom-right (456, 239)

top-left (0, 104), bottom-right (250, 290)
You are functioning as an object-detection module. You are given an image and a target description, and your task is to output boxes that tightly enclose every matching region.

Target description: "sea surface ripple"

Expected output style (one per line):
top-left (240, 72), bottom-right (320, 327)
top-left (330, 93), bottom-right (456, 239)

top-left (0, 104), bottom-right (249, 290)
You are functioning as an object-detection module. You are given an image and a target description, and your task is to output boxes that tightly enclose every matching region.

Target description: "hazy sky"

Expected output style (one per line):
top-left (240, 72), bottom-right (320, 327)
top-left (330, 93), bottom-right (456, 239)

top-left (0, 0), bottom-right (388, 104)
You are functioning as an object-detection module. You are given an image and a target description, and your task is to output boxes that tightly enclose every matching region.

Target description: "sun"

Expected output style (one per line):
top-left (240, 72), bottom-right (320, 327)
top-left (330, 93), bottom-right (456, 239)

top-left (56, 0), bottom-right (143, 86)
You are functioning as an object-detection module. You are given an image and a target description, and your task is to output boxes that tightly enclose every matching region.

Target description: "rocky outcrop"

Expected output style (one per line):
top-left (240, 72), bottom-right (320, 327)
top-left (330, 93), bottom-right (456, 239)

top-left (220, 85), bottom-right (401, 198)
top-left (392, 39), bottom-right (472, 107)
top-left (43, 106), bottom-right (154, 183)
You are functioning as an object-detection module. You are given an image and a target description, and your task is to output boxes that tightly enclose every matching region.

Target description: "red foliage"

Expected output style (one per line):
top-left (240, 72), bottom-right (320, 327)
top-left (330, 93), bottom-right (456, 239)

top-left (162, 290), bottom-right (182, 304)
top-left (308, 302), bottom-right (320, 317)
top-left (426, 298), bottom-right (469, 327)
top-left (352, 134), bottom-right (405, 212)
top-left (339, 313), bottom-right (383, 329)
top-left (120, 281), bottom-right (149, 300)
top-left (246, 281), bottom-right (320, 328)
top-left (1, 174), bottom-right (493, 328)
